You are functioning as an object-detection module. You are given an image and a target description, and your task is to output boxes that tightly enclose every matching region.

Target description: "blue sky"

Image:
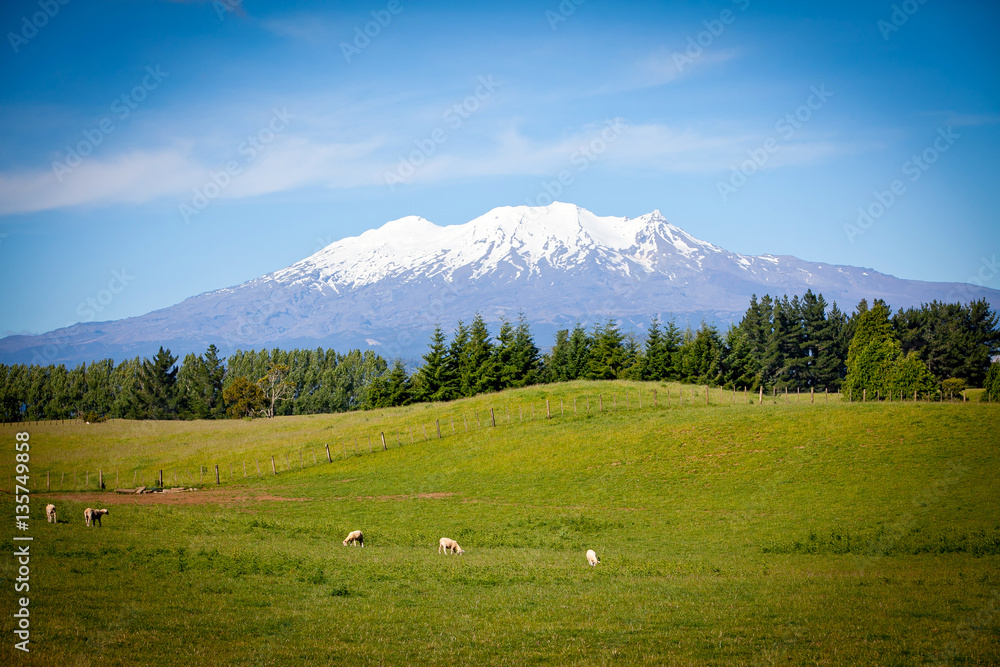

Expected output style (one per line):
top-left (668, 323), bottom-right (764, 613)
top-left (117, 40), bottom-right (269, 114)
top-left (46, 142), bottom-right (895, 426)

top-left (1, 0), bottom-right (998, 337)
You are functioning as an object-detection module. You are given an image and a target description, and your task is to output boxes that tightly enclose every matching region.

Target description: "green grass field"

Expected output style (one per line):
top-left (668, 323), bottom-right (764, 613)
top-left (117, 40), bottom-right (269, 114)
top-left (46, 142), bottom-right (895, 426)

top-left (3, 381), bottom-right (999, 665)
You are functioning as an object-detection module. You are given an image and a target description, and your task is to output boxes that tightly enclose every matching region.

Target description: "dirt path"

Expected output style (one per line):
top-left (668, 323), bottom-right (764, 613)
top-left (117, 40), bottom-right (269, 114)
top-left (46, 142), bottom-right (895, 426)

top-left (33, 487), bottom-right (315, 506)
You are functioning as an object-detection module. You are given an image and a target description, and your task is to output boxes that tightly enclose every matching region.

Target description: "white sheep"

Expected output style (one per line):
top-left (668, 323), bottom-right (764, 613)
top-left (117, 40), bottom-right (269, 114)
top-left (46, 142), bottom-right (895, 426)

top-left (84, 508), bottom-right (109, 527)
top-left (45, 504), bottom-right (57, 524)
top-left (343, 530), bottom-right (364, 547)
top-left (586, 549), bottom-right (600, 567)
top-left (438, 537), bottom-right (464, 555)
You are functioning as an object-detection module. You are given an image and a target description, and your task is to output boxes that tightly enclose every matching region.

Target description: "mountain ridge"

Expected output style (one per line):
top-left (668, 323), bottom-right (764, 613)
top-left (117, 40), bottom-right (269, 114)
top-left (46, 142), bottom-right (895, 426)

top-left (3, 202), bottom-right (998, 366)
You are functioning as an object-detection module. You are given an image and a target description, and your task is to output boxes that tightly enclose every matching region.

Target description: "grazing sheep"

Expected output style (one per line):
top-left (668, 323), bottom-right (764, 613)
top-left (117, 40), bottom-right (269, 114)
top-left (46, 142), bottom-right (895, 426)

top-left (45, 504), bottom-right (57, 523)
top-left (343, 530), bottom-right (364, 547)
top-left (586, 549), bottom-right (600, 567)
top-left (84, 508), bottom-right (109, 527)
top-left (438, 537), bottom-right (464, 555)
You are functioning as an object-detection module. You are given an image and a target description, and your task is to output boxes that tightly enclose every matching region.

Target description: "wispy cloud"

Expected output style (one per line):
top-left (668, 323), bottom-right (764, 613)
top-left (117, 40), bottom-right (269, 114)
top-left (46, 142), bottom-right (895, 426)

top-left (0, 116), bottom-right (860, 215)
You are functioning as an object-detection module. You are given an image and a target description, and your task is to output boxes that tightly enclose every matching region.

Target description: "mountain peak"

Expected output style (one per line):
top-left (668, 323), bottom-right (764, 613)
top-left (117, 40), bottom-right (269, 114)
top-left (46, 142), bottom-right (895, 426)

top-left (5, 200), bottom-right (997, 367)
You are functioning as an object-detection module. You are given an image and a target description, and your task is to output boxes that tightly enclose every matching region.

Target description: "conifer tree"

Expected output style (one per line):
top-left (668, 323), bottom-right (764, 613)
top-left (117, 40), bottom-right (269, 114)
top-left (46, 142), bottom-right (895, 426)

top-left (721, 324), bottom-right (759, 389)
top-left (586, 319), bottom-right (626, 380)
top-left (566, 323), bottom-right (592, 380)
top-left (466, 314), bottom-right (499, 394)
top-left (642, 316), bottom-right (679, 380)
top-left (543, 329), bottom-right (572, 383)
top-left (506, 315), bottom-right (540, 387)
top-left (413, 325), bottom-right (450, 402)
top-left (134, 347), bottom-right (179, 419)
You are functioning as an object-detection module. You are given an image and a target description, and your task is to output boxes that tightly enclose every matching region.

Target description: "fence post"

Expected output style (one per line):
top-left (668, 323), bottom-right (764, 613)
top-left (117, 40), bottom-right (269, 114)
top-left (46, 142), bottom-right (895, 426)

top-left (215, 465), bottom-right (220, 485)
top-left (436, 419), bottom-right (442, 438)
top-left (490, 407), bottom-right (496, 427)
top-left (133, 469), bottom-right (137, 485)
top-left (158, 469), bottom-right (163, 487)
top-left (381, 432), bottom-right (387, 451)
top-left (758, 386), bottom-right (763, 405)
top-left (546, 400), bottom-right (551, 419)
top-left (326, 444), bottom-right (332, 463)
top-left (271, 456), bottom-right (277, 475)
top-left (244, 461), bottom-right (247, 477)
top-left (256, 459), bottom-right (261, 476)
top-left (863, 388), bottom-right (866, 403)
top-left (653, 390), bottom-right (657, 408)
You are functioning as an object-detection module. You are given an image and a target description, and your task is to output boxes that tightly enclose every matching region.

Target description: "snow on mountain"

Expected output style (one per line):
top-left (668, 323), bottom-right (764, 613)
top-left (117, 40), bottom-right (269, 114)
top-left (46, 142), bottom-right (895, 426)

top-left (3, 202), bottom-right (998, 365)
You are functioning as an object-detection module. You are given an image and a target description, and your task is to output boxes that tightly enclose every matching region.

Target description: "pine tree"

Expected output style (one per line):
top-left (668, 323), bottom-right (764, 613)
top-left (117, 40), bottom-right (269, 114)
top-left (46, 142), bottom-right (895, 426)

top-left (799, 291), bottom-right (840, 390)
top-left (506, 315), bottom-right (540, 387)
top-left (687, 322), bottom-right (723, 385)
top-left (466, 314), bottom-right (499, 394)
top-left (566, 323), bottom-right (592, 380)
top-left (134, 347), bottom-right (179, 419)
top-left (493, 318), bottom-right (514, 389)
top-left (413, 325), bottom-right (451, 402)
top-left (586, 320), bottom-right (626, 380)
top-left (642, 316), bottom-right (679, 381)
top-left (543, 329), bottom-right (572, 383)
top-left (447, 320), bottom-right (471, 397)
top-left (721, 324), bottom-right (759, 389)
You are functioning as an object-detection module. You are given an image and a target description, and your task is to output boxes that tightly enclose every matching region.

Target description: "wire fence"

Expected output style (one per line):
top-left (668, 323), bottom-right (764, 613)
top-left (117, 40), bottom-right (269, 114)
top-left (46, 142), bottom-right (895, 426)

top-left (4, 383), bottom-right (991, 494)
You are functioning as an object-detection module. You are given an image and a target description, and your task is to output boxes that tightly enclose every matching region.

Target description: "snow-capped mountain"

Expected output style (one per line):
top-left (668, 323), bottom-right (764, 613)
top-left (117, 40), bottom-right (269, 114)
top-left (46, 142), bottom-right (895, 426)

top-left (3, 202), bottom-right (998, 365)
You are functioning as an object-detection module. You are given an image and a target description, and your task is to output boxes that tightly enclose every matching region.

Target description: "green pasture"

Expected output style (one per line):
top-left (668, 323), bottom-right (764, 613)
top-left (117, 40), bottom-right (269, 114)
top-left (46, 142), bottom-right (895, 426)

top-left (2, 381), bottom-right (998, 665)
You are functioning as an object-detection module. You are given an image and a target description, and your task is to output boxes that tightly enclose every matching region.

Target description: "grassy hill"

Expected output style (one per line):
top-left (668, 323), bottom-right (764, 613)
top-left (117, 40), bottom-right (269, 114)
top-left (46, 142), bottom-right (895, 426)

top-left (4, 381), bottom-right (999, 665)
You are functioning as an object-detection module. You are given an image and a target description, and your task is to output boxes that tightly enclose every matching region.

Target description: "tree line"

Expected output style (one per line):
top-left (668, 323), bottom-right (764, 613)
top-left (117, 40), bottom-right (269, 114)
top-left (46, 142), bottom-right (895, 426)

top-left (371, 292), bottom-right (999, 407)
top-left (0, 344), bottom-right (386, 422)
top-left (1, 292), bottom-right (997, 421)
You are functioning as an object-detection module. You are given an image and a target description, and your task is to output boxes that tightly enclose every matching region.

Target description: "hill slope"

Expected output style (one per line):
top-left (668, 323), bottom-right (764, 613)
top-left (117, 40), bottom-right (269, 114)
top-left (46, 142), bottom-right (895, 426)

top-left (16, 382), bottom-right (1000, 665)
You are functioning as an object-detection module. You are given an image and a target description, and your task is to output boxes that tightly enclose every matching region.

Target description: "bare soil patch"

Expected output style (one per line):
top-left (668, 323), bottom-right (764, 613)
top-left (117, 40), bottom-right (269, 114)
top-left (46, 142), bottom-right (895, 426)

top-left (35, 486), bottom-right (316, 506)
